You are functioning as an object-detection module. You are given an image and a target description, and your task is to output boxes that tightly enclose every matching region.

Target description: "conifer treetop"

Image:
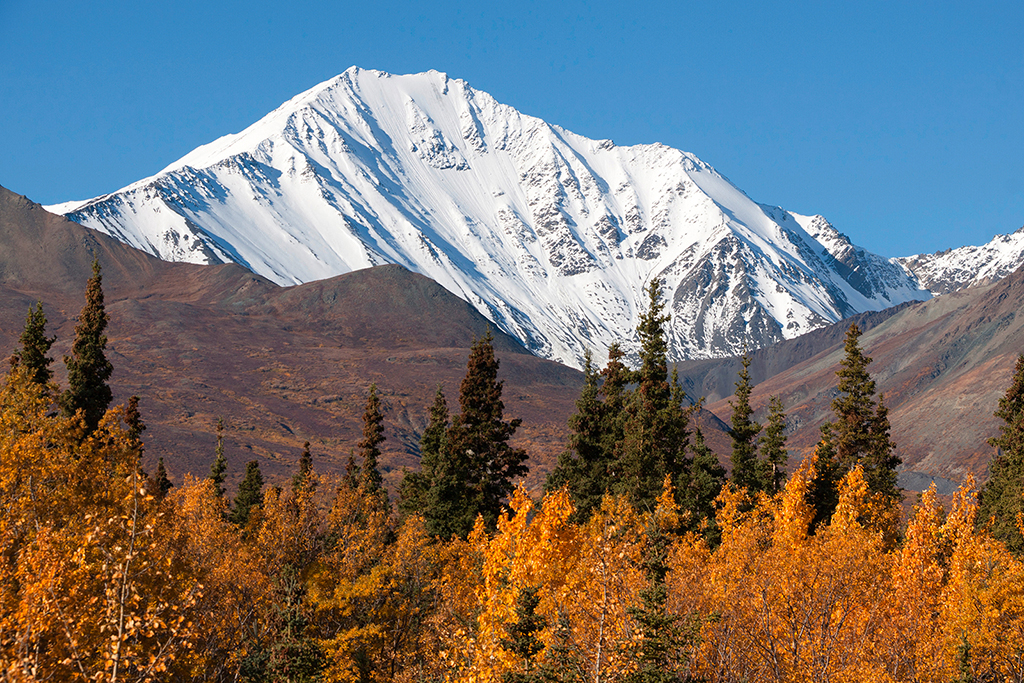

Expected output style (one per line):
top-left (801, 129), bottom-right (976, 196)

top-left (15, 302), bottom-right (55, 386)
top-left (61, 259), bottom-right (113, 434)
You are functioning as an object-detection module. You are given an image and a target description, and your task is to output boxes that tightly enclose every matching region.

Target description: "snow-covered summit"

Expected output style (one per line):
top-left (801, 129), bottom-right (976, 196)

top-left (895, 226), bottom-right (1024, 295)
top-left (48, 67), bottom-right (931, 368)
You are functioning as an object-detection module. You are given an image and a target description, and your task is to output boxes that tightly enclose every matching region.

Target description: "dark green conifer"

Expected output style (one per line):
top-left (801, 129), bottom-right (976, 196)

top-left (809, 425), bottom-right (842, 531)
top-left (239, 567), bottom-right (324, 683)
top-left (680, 427), bottom-right (726, 541)
top-left (623, 523), bottom-right (697, 683)
top-left (232, 460), bottom-right (265, 527)
top-left (210, 418), bottom-right (228, 498)
top-left (343, 452), bottom-right (360, 490)
top-left (154, 457), bottom-right (173, 500)
top-left (123, 395), bottom-right (145, 454)
top-left (616, 280), bottom-right (690, 512)
top-left (399, 385), bottom-right (448, 517)
top-left (728, 353), bottom-right (762, 492)
top-left (809, 323), bottom-right (900, 524)
top-left (501, 585), bottom-right (547, 683)
top-left (358, 383), bottom-right (389, 510)
top-left (978, 354), bottom-right (1024, 553)
top-left (758, 395), bottom-right (788, 494)
top-left (545, 349), bottom-right (614, 521)
top-left (60, 260), bottom-right (113, 434)
top-left (292, 441), bottom-right (314, 493)
top-left (13, 302), bottom-right (55, 386)
top-left (425, 331), bottom-right (527, 538)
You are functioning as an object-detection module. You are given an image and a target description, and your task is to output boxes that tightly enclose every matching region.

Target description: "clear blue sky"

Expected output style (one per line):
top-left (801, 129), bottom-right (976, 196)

top-left (1, 0), bottom-right (1021, 257)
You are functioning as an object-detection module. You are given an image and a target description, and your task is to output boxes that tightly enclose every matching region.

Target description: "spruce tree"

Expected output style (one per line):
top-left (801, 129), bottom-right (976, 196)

top-left (545, 349), bottom-right (615, 521)
top-left (343, 452), bottom-right (360, 490)
top-left (425, 331), bottom-right (528, 538)
top-left (358, 383), bottom-right (389, 510)
top-left (623, 523), bottom-right (694, 683)
top-left (978, 354), bottom-right (1024, 553)
top-left (61, 260), bottom-right (113, 434)
top-left (728, 353), bottom-right (762, 492)
top-left (292, 441), bottom-right (314, 492)
top-left (680, 427), bottom-right (726, 541)
top-left (758, 395), bottom-right (788, 494)
top-left (210, 418), bottom-right (228, 498)
top-left (809, 323), bottom-right (900, 524)
top-left (123, 395), bottom-right (145, 454)
top-left (13, 302), bottom-right (55, 386)
top-left (154, 457), bottom-right (173, 500)
top-left (616, 280), bottom-right (690, 512)
top-left (399, 385), bottom-right (448, 517)
top-left (232, 459), bottom-right (265, 527)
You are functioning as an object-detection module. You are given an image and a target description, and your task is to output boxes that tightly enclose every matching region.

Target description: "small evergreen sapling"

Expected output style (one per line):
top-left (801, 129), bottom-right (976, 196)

top-left (210, 418), bottom-right (228, 498)
top-left (232, 460), bottom-right (265, 527)
top-left (13, 302), bottom-right (55, 386)
top-left (291, 441), bottom-right (314, 492)
top-left (154, 457), bottom-right (173, 500)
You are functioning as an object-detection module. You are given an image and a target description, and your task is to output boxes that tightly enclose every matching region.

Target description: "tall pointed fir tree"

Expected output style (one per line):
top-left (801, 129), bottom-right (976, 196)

top-left (545, 349), bottom-right (616, 521)
top-left (809, 323), bottom-right (900, 524)
top-left (758, 395), bottom-right (789, 494)
top-left (210, 418), bottom-right (228, 498)
top-left (615, 279), bottom-right (691, 512)
top-left (728, 352), bottom-right (762, 493)
top-left (399, 384), bottom-right (448, 518)
top-left (358, 383), bottom-right (389, 511)
top-left (424, 331), bottom-right (528, 538)
top-left (13, 302), bottom-right (55, 386)
top-left (978, 354), bottom-right (1024, 553)
top-left (231, 459), bottom-right (265, 527)
top-left (60, 260), bottom-right (113, 434)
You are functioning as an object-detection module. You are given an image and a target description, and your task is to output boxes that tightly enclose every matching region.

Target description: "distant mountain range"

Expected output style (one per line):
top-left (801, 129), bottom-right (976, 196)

top-left (49, 67), bottom-right (957, 368)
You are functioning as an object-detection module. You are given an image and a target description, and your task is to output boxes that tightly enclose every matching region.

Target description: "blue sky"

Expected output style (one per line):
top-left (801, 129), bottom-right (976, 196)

top-left (1, 0), bottom-right (1021, 257)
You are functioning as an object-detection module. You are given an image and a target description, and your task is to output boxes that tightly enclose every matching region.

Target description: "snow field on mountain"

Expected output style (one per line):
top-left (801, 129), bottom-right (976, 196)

top-left (50, 67), bottom-right (941, 368)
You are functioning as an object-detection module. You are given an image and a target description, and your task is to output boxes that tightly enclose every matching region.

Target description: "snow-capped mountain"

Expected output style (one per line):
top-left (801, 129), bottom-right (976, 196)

top-left (895, 227), bottom-right (1024, 295)
top-left (49, 67), bottom-right (930, 368)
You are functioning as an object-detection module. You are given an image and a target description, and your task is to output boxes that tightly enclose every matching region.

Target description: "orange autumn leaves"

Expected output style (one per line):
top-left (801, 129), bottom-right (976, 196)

top-left (446, 463), bottom-right (1024, 683)
top-left (5, 355), bottom-right (1024, 683)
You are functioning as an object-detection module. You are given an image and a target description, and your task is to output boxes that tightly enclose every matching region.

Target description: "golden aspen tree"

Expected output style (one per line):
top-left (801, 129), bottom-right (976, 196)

top-left (1, 398), bottom-right (203, 682)
top-left (936, 478), bottom-right (1024, 682)
top-left (161, 475), bottom-right (274, 682)
top-left (306, 477), bottom-right (393, 683)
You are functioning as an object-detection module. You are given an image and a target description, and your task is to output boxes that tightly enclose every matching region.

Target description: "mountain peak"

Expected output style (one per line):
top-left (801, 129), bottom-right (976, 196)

top-left (47, 68), bottom-right (930, 368)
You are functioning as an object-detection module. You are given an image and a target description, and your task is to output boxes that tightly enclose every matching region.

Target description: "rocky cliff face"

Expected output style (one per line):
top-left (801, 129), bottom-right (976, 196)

top-left (49, 67), bottom-right (930, 368)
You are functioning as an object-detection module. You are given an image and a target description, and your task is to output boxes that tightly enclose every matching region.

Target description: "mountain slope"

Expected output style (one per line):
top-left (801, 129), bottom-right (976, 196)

top-left (0, 184), bottom-right (582, 491)
top-left (49, 67), bottom-right (929, 368)
top-left (689, 266), bottom-right (1024, 488)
